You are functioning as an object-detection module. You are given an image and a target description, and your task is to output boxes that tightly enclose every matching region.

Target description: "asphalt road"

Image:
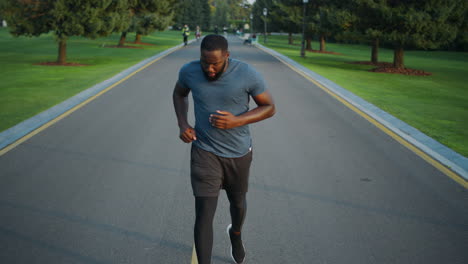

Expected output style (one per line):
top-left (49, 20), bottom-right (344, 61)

top-left (1, 36), bottom-right (467, 264)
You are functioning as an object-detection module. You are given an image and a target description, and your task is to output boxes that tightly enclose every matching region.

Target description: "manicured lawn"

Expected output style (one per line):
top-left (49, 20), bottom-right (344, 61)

top-left (263, 35), bottom-right (468, 157)
top-left (0, 28), bottom-right (182, 133)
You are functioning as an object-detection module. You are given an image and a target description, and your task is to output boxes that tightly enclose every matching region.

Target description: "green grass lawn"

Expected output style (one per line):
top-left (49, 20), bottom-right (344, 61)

top-left (263, 35), bottom-right (468, 157)
top-left (0, 28), bottom-right (182, 133)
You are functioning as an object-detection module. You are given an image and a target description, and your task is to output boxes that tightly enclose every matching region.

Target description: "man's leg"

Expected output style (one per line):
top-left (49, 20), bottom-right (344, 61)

top-left (226, 192), bottom-right (247, 233)
top-left (222, 149), bottom-right (252, 264)
top-left (223, 150), bottom-right (252, 234)
top-left (194, 196), bottom-right (218, 264)
top-left (191, 146), bottom-right (224, 263)
top-left (226, 192), bottom-right (247, 263)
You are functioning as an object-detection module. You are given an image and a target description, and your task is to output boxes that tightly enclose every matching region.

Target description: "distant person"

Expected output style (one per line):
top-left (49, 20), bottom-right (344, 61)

top-left (244, 33), bottom-right (256, 46)
top-left (182, 25), bottom-right (190, 46)
top-left (196, 25), bottom-right (202, 41)
top-left (172, 35), bottom-right (275, 264)
top-left (214, 25), bottom-right (219, 35)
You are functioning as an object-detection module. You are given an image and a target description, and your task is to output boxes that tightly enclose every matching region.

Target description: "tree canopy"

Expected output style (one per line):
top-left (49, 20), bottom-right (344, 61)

top-left (2, 0), bottom-right (131, 63)
top-left (173, 0), bottom-right (251, 32)
top-left (360, 0), bottom-right (466, 68)
top-left (120, 0), bottom-right (175, 45)
top-left (252, 0), bottom-right (467, 68)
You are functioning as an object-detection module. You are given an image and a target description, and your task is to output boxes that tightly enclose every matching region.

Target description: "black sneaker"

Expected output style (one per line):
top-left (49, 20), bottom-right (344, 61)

top-left (227, 224), bottom-right (245, 264)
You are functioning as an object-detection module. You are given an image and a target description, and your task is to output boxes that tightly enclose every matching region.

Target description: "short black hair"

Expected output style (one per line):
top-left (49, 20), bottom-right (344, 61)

top-left (201, 34), bottom-right (228, 52)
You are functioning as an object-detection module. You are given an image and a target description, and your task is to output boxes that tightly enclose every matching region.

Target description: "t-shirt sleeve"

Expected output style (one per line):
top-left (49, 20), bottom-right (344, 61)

top-left (247, 65), bottom-right (267, 96)
top-left (177, 64), bottom-right (189, 90)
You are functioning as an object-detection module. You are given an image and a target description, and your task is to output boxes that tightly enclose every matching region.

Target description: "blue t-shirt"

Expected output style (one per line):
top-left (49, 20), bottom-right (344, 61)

top-left (178, 58), bottom-right (266, 158)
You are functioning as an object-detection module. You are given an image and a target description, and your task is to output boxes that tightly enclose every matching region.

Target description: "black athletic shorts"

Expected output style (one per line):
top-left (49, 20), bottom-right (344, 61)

top-left (190, 145), bottom-right (253, 197)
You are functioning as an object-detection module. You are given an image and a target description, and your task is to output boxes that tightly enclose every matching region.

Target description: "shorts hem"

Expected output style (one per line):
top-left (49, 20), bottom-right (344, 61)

top-left (193, 143), bottom-right (252, 158)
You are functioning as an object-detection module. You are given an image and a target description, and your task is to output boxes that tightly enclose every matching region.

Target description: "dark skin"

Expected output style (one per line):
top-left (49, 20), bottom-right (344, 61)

top-left (173, 49), bottom-right (275, 143)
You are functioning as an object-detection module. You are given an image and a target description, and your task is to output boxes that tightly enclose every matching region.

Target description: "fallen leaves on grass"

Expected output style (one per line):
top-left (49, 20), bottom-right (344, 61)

top-left (34, 62), bottom-right (89, 66)
top-left (307, 49), bottom-right (343, 55)
top-left (349, 61), bottom-right (432, 76)
top-left (127, 42), bottom-right (155, 46)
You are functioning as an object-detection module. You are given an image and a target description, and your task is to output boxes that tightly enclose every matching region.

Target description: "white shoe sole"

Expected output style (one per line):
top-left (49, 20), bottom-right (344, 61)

top-left (227, 224), bottom-right (245, 264)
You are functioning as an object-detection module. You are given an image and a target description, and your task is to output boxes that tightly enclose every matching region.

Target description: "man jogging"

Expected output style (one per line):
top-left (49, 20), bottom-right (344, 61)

top-left (172, 34), bottom-right (275, 264)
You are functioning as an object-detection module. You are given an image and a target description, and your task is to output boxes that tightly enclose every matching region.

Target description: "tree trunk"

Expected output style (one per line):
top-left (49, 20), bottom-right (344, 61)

top-left (393, 46), bottom-right (405, 69)
top-left (57, 39), bottom-right (66, 64)
top-left (319, 34), bottom-right (326, 52)
top-left (135, 33), bottom-right (142, 43)
top-left (306, 37), bottom-right (312, 50)
top-left (371, 38), bottom-right (379, 64)
top-left (118, 32), bottom-right (127, 46)
top-left (288, 32), bottom-right (293, 45)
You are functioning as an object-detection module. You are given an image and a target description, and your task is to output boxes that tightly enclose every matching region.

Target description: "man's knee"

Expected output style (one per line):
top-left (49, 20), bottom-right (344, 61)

top-left (227, 192), bottom-right (246, 209)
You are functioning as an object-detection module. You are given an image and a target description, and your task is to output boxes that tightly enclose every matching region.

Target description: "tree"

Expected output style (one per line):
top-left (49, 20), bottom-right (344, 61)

top-left (226, 0), bottom-right (251, 29)
top-left (192, 0), bottom-right (210, 30)
top-left (201, 0), bottom-right (211, 30)
top-left (352, 0), bottom-right (388, 63)
top-left (118, 0), bottom-right (175, 46)
top-left (305, 0), bottom-right (355, 52)
top-left (452, 6), bottom-right (468, 51)
top-left (271, 0), bottom-right (301, 45)
top-left (2, 0), bottom-right (130, 64)
top-left (212, 0), bottom-right (229, 30)
top-left (252, 0), bottom-right (282, 35)
top-left (348, 0), bottom-right (466, 68)
top-left (272, 0), bottom-right (325, 52)
top-left (0, 0), bottom-right (7, 25)
top-left (381, 0), bottom-right (465, 68)
top-left (174, 0), bottom-right (211, 31)
top-left (173, 0), bottom-right (189, 29)
top-left (132, 0), bottom-right (175, 44)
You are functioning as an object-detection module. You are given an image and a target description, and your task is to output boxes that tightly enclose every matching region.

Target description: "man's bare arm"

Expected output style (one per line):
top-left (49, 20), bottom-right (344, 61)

top-left (209, 90), bottom-right (275, 129)
top-left (172, 82), bottom-right (196, 142)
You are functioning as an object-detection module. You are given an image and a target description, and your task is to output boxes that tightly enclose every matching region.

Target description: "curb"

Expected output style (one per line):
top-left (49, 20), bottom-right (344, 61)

top-left (252, 41), bottom-right (468, 182)
top-left (0, 39), bottom-right (195, 153)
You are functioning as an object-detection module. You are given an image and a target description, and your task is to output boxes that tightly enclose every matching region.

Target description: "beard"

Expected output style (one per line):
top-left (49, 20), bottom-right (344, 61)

top-left (203, 60), bottom-right (228, 81)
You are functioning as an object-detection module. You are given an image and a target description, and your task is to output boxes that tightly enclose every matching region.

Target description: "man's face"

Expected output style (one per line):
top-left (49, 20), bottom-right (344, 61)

top-left (200, 49), bottom-right (229, 81)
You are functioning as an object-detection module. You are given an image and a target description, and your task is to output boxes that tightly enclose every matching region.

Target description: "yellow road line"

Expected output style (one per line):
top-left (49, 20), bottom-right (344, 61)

top-left (263, 47), bottom-right (467, 189)
top-left (0, 46), bottom-right (182, 157)
top-left (191, 244), bottom-right (198, 264)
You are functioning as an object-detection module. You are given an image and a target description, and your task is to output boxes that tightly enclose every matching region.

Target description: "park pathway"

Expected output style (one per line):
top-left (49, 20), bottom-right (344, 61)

top-left (0, 36), bottom-right (467, 264)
